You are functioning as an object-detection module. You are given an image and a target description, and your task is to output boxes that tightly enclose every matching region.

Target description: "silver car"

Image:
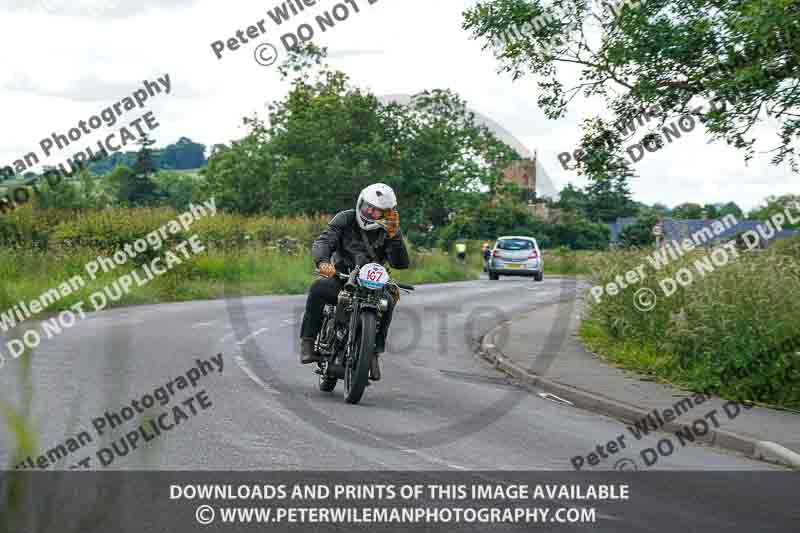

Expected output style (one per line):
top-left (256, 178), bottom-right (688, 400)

top-left (487, 236), bottom-right (543, 281)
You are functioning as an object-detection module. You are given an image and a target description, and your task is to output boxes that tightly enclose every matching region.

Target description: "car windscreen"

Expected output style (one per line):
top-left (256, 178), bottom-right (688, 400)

top-left (496, 239), bottom-right (534, 250)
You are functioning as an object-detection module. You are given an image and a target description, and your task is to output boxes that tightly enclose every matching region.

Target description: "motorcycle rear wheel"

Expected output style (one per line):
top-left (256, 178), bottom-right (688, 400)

top-left (344, 310), bottom-right (376, 405)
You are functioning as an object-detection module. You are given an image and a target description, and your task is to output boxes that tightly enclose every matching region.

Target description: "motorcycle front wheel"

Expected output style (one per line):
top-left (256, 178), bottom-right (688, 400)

top-left (344, 310), bottom-right (376, 405)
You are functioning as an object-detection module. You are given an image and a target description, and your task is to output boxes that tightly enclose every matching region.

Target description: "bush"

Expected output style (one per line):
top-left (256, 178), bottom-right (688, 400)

top-left (0, 206), bottom-right (330, 252)
top-left (618, 214), bottom-right (658, 248)
top-left (0, 208), bottom-right (480, 321)
top-left (583, 243), bottom-right (800, 408)
top-left (434, 198), bottom-right (609, 251)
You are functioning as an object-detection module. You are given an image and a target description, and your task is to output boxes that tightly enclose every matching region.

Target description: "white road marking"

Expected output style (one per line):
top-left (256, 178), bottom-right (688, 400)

top-left (218, 331), bottom-right (236, 343)
top-left (191, 320), bottom-right (219, 329)
top-left (233, 353), bottom-right (281, 395)
top-left (236, 327), bottom-right (271, 345)
top-left (333, 421), bottom-right (469, 471)
top-left (538, 392), bottom-right (574, 406)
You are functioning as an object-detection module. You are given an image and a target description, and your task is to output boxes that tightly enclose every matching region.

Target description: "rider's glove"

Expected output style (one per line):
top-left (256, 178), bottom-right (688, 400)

top-left (318, 262), bottom-right (337, 278)
top-left (388, 283), bottom-right (400, 304)
top-left (383, 208), bottom-right (400, 239)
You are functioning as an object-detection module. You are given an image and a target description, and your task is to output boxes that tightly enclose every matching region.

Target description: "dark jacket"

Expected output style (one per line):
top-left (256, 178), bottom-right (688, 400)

top-left (311, 209), bottom-right (410, 273)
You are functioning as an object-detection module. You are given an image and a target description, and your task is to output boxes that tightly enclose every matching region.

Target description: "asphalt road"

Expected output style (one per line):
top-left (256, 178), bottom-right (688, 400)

top-left (1, 276), bottom-right (795, 531)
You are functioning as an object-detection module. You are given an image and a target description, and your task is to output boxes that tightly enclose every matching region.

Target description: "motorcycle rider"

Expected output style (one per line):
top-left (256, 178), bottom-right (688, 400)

top-left (300, 183), bottom-right (409, 381)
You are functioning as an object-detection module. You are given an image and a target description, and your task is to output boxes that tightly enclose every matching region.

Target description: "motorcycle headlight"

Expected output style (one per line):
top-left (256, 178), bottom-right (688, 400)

top-left (379, 298), bottom-right (389, 311)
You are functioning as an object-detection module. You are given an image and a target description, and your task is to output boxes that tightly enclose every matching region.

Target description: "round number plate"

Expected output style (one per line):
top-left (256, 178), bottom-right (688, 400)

top-left (358, 263), bottom-right (389, 289)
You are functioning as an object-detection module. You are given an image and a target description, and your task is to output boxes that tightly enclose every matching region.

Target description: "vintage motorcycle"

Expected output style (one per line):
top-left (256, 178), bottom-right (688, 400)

top-left (313, 263), bottom-right (415, 404)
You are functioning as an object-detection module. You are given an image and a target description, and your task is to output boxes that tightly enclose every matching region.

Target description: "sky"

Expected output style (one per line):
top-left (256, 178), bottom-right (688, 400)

top-left (0, 0), bottom-right (796, 212)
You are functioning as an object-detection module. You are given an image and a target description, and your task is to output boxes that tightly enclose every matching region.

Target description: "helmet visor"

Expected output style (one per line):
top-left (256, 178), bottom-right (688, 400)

top-left (359, 201), bottom-right (389, 224)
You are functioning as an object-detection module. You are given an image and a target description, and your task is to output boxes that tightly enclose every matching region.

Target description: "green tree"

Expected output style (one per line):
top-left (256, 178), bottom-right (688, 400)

top-left (31, 165), bottom-right (113, 209)
top-left (548, 217), bottom-right (610, 250)
top-left (107, 163), bottom-right (161, 208)
top-left (619, 213), bottom-right (659, 248)
top-left (672, 202), bottom-right (705, 219)
top-left (651, 203), bottom-right (671, 216)
top-left (202, 45), bottom-right (518, 234)
top-left (554, 179), bottom-right (636, 222)
top-left (160, 137), bottom-right (207, 170)
top-left (584, 175), bottom-right (637, 222)
top-left (133, 136), bottom-right (157, 179)
top-left (703, 203), bottom-right (721, 219)
top-left (154, 170), bottom-right (203, 211)
top-left (33, 166), bottom-right (84, 209)
top-left (437, 196), bottom-right (609, 250)
top-left (701, 202), bottom-right (744, 220)
top-left (719, 201), bottom-right (744, 219)
top-left (110, 136), bottom-right (163, 207)
top-left (749, 194), bottom-right (800, 228)
top-left (464, 0), bottom-right (800, 174)
top-left (554, 183), bottom-right (589, 214)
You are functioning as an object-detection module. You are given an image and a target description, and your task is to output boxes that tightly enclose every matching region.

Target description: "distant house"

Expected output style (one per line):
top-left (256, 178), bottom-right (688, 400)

top-left (608, 216), bottom-right (799, 248)
top-left (498, 155), bottom-right (566, 221)
top-left (501, 158), bottom-right (537, 204)
top-left (502, 159), bottom-right (536, 191)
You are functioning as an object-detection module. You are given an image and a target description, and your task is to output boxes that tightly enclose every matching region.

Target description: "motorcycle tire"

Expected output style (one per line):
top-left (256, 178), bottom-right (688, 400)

top-left (344, 310), bottom-right (376, 405)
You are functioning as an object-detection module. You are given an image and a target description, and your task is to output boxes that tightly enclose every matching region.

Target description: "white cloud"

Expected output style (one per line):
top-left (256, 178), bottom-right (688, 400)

top-left (0, 0), bottom-right (794, 211)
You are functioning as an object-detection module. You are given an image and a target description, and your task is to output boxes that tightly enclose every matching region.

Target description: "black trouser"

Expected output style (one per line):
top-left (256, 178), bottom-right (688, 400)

top-left (300, 277), bottom-right (396, 345)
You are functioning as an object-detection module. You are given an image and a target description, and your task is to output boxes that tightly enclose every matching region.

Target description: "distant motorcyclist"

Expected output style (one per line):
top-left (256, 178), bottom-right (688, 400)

top-left (481, 241), bottom-right (491, 271)
top-left (299, 183), bottom-right (409, 381)
top-left (455, 240), bottom-right (467, 263)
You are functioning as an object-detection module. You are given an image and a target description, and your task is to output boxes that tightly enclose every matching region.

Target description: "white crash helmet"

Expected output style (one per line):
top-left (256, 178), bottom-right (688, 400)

top-left (356, 183), bottom-right (397, 231)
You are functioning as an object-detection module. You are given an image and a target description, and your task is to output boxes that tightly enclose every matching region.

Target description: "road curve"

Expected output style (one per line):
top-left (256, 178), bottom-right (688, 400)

top-left (0, 275), bottom-right (780, 471)
top-left (2, 276), bottom-right (795, 531)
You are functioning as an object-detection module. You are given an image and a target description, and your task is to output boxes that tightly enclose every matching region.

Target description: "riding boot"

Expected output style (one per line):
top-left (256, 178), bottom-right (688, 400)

top-left (369, 352), bottom-right (381, 381)
top-left (300, 337), bottom-right (320, 364)
top-left (375, 332), bottom-right (386, 355)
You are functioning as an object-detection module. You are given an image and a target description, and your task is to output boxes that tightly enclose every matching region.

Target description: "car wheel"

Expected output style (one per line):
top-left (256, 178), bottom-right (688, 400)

top-left (489, 271), bottom-right (499, 281)
top-left (534, 272), bottom-right (543, 282)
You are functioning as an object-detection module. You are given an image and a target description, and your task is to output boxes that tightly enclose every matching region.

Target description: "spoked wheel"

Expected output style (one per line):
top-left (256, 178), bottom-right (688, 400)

top-left (344, 311), bottom-right (376, 405)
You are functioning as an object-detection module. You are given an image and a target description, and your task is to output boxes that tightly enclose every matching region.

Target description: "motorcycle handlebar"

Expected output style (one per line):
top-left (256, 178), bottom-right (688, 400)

top-left (312, 270), bottom-right (350, 280)
top-left (312, 270), bottom-right (415, 290)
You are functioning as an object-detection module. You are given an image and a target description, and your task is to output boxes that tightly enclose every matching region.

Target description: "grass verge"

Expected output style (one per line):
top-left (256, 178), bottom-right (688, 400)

top-left (581, 238), bottom-right (800, 409)
top-left (0, 246), bottom-right (480, 318)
